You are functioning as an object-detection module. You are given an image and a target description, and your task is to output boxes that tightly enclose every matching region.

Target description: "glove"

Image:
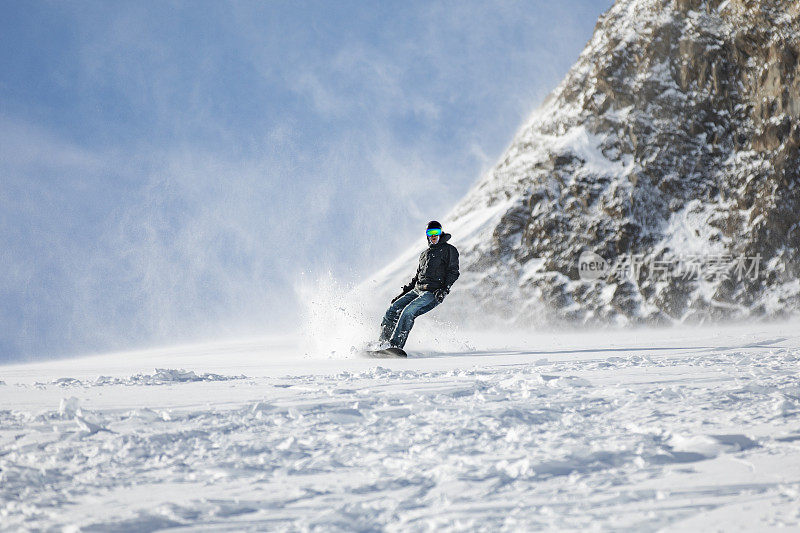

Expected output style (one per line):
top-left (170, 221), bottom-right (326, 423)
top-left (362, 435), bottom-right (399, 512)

top-left (391, 290), bottom-right (408, 304)
top-left (392, 283), bottom-right (414, 303)
top-left (434, 288), bottom-right (448, 303)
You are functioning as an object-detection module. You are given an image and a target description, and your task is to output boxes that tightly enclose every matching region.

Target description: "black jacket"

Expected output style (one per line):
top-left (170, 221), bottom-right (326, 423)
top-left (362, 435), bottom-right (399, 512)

top-left (402, 233), bottom-right (459, 293)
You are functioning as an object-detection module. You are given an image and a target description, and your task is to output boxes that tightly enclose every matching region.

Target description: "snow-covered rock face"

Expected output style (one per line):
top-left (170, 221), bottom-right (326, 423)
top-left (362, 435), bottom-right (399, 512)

top-left (438, 0), bottom-right (800, 327)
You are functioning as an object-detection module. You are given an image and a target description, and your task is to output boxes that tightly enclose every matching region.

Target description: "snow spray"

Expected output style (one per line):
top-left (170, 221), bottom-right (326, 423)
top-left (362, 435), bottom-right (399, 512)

top-left (295, 271), bottom-right (377, 358)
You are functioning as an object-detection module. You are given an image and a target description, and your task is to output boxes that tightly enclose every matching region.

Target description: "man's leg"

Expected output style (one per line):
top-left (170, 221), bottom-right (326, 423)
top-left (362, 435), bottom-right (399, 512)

top-left (389, 291), bottom-right (439, 349)
top-left (379, 289), bottom-right (419, 342)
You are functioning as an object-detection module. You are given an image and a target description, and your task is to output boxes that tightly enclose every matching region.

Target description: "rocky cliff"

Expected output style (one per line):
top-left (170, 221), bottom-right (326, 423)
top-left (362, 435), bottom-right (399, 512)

top-left (420, 0), bottom-right (800, 327)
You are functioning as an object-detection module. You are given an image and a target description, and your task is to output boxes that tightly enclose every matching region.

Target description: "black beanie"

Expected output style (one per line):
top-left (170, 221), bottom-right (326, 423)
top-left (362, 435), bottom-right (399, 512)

top-left (427, 220), bottom-right (442, 231)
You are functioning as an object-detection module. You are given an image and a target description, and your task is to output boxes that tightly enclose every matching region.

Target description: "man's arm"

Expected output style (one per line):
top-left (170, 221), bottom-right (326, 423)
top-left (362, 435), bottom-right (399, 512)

top-left (402, 264), bottom-right (420, 293)
top-left (444, 246), bottom-right (459, 289)
top-left (392, 263), bottom-right (420, 303)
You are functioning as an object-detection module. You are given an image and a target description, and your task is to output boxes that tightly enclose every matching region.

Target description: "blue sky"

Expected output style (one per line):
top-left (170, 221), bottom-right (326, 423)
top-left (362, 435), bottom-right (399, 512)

top-left (0, 0), bottom-right (612, 361)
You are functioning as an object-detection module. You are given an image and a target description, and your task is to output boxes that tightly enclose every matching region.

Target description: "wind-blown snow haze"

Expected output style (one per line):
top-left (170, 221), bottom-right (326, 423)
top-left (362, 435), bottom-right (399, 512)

top-left (0, 1), bottom-right (610, 362)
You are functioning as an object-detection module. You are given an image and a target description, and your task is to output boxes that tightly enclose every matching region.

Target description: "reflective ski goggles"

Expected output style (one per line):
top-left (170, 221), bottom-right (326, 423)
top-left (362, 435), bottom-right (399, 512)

top-left (426, 228), bottom-right (442, 236)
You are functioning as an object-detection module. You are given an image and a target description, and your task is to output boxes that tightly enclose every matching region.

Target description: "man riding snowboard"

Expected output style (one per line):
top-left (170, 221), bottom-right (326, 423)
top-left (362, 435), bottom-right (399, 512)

top-left (379, 220), bottom-right (459, 350)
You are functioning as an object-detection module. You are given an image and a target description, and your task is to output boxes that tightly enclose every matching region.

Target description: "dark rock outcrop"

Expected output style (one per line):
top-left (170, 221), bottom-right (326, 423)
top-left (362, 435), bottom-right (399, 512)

top-left (447, 0), bottom-right (800, 326)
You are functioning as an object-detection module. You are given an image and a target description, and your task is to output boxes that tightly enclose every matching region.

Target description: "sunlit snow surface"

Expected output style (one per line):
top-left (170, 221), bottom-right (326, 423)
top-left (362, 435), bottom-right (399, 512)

top-left (3, 323), bottom-right (800, 531)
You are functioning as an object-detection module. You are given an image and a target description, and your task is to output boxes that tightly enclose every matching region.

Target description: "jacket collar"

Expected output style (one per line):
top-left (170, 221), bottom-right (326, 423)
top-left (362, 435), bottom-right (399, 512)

top-left (427, 232), bottom-right (451, 247)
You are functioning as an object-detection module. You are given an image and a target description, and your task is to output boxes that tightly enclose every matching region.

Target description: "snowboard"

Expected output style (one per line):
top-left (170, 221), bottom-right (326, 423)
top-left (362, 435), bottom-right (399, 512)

top-left (363, 347), bottom-right (407, 358)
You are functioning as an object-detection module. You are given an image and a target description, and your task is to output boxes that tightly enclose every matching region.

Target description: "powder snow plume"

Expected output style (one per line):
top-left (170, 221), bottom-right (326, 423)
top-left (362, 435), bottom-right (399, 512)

top-left (295, 271), bottom-right (378, 358)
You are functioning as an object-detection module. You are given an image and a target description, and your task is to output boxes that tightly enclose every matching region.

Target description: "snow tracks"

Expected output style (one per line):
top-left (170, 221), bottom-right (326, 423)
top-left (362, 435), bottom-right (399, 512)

top-left (2, 345), bottom-right (800, 530)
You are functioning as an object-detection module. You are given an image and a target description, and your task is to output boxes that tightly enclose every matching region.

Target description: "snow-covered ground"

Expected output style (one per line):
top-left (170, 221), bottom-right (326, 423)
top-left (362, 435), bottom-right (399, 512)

top-left (3, 321), bottom-right (800, 531)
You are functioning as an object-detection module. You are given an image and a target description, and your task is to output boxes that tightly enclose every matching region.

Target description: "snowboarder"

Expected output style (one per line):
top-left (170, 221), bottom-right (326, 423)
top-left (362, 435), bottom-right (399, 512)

top-left (378, 220), bottom-right (459, 351)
